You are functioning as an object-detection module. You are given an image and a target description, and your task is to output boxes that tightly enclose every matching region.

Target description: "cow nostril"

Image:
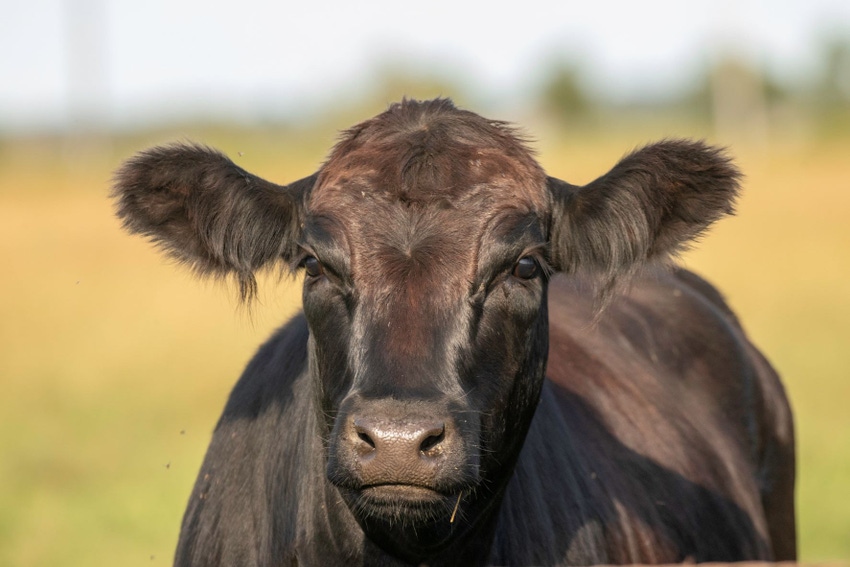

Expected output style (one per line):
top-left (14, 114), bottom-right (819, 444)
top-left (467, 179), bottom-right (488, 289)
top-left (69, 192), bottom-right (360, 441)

top-left (356, 430), bottom-right (376, 449)
top-left (419, 428), bottom-right (445, 455)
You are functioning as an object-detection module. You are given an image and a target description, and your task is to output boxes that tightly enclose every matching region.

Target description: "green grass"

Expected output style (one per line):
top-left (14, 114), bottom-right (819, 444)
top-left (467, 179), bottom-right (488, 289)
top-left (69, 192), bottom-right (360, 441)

top-left (1, 129), bottom-right (848, 564)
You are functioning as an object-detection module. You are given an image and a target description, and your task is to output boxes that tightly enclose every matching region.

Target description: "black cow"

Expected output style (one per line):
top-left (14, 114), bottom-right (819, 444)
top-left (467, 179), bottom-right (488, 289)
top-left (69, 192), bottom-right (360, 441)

top-left (113, 98), bottom-right (795, 566)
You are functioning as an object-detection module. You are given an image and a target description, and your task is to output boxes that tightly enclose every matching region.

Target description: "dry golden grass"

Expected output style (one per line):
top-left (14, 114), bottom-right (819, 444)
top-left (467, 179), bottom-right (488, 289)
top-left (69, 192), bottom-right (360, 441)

top-left (1, 131), bottom-right (848, 564)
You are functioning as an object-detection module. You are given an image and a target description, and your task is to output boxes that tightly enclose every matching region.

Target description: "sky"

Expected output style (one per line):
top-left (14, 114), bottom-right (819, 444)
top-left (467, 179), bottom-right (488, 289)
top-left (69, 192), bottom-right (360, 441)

top-left (2, 0), bottom-right (849, 132)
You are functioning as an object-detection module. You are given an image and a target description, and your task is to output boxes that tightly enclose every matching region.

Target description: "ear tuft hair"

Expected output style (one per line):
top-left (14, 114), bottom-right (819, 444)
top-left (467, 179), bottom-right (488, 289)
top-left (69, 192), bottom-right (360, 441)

top-left (112, 143), bottom-right (315, 301)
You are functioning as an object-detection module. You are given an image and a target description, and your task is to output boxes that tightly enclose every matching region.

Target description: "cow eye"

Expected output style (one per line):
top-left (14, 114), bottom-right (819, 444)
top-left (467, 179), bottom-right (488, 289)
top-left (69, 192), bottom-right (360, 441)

top-left (512, 257), bottom-right (538, 279)
top-left (303, 256), bottom-right (324, 278)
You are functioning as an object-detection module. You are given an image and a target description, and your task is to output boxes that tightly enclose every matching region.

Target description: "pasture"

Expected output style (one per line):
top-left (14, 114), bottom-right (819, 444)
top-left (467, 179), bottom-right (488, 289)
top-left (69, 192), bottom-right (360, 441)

top-left (1, 123), bottom-right (848, 565)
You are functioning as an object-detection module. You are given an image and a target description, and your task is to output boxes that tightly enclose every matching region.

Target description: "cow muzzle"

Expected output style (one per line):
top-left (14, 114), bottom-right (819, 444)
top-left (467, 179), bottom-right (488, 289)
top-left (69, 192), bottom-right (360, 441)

top-left (327, 397), bottom-right (480, 514)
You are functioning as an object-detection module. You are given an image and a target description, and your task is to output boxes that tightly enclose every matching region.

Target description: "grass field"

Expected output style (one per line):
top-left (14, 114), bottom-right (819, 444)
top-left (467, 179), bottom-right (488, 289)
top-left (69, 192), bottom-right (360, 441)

top-left (1, 125), bottom-right (848, 565)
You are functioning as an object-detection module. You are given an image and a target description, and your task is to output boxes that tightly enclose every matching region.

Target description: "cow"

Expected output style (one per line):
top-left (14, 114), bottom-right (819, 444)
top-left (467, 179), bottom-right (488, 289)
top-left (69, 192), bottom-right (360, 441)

top-left (112, 98), bottom-right (795, 566)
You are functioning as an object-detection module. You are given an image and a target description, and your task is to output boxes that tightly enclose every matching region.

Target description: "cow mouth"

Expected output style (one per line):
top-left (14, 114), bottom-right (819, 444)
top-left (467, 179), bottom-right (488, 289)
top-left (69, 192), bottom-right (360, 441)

top-left (361, 483), bottom-right (445, 503)
top-left (344, 484), bottom-right (466, 525)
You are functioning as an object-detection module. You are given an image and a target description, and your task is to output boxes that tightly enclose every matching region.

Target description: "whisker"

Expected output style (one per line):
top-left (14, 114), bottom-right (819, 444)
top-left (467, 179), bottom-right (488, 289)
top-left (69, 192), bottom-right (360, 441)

top-left (449, 492), bottom-right (463, 523)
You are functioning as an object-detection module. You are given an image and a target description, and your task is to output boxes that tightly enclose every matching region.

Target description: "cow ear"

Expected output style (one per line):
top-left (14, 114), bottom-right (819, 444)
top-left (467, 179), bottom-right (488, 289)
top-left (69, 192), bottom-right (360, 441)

top-left (112, 143), bottom-right (316, 300)
top-left (548, 139), bottom-right (740, 292)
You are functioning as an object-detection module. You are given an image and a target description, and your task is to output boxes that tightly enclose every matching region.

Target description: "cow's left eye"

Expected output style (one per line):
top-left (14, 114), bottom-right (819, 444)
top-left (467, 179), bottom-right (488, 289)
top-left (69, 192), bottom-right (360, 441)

top-left (512, 257), bottom-right (538, 279)
top-left (303, 256), bottom-right (324, 278)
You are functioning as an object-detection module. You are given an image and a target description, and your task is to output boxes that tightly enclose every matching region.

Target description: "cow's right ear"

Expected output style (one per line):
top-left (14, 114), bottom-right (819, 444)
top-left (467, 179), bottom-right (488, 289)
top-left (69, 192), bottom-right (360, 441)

top-left (112, 143), bottom-right (316, 299)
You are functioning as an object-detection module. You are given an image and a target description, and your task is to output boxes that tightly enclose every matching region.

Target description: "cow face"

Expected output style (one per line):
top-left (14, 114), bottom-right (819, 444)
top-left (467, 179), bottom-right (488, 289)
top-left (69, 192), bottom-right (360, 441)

top-left (112, 98), bottom-right (740, 557)
top-left (300, 103), bottom-right (552, 548)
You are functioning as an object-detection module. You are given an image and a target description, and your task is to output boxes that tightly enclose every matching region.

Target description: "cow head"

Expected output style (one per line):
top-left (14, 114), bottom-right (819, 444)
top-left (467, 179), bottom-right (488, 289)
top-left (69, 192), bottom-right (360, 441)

top-left (113, 98), bottom-right (739, 558)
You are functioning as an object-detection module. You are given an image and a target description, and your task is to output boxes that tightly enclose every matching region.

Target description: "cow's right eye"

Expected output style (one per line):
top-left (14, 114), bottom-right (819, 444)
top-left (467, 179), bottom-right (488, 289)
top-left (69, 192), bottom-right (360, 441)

top-left (512, 257), bottom-right (538, 280)
top-left (304, 256), bottom-right (324, 278)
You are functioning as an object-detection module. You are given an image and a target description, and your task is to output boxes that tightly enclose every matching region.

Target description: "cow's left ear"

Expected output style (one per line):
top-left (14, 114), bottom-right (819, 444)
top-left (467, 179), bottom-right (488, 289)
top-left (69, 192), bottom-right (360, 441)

top-left (547, 139), bottom-right (740, 284)
top-left (112, 143), bottom-right (317, 300)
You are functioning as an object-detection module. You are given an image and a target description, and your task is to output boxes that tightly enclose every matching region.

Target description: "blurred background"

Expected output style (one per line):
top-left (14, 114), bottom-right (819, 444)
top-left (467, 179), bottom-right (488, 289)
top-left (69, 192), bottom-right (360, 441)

top-left (2, 0), bottom-right (849, 564)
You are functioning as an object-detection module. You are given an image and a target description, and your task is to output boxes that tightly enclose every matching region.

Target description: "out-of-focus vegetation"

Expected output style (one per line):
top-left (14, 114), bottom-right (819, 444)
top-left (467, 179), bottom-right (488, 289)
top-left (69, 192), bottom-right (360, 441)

top-left (1, 38), bottom-right (849, 565)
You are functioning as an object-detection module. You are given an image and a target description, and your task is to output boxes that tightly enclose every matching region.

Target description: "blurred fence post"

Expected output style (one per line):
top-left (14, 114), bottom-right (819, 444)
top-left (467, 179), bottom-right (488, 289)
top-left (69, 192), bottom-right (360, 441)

top-left (710, 58), bottom-right (771, 148)
top-left (63, 0), bottom-right (111, 167)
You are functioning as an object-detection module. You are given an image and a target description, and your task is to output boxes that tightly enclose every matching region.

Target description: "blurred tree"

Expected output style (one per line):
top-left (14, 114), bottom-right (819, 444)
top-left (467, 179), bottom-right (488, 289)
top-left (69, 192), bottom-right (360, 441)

top-left (311, 59), bottom-right (475, 129)
top-left (370, 63), bottom-right (471, 106)
top-left (818, 35), bottom-right (850, 105)
top-left (710, 58), bottom-right (769, 143)
top-left (537, 59), bottom-right (591, 125)
top-left (806, 32), bottom-right (850, 138)
top-left (683, 57), bottom-right (791, 144)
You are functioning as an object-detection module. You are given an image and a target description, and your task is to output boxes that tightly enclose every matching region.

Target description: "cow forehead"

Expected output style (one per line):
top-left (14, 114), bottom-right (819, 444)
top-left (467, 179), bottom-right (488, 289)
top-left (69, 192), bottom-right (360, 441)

top-left (303, 101), bottom-right (549, 300)
top-left (306, 169), bottom-right (547, 290)
top-left (313, 147), bottom-right (547, 212)
top-left (310, 99), bottom-right (548, 212)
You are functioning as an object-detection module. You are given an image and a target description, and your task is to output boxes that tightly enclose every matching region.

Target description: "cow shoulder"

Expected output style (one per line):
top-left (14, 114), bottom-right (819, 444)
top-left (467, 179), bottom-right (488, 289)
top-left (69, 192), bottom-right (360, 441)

top-left (175, 315), bottom-right (313, 566)
top-left (221, 312), bottom-right (311, 419)
top-left (546, 268), bottom-right (759, 420)
top-left (511, 270), bottom-right (774, 562)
